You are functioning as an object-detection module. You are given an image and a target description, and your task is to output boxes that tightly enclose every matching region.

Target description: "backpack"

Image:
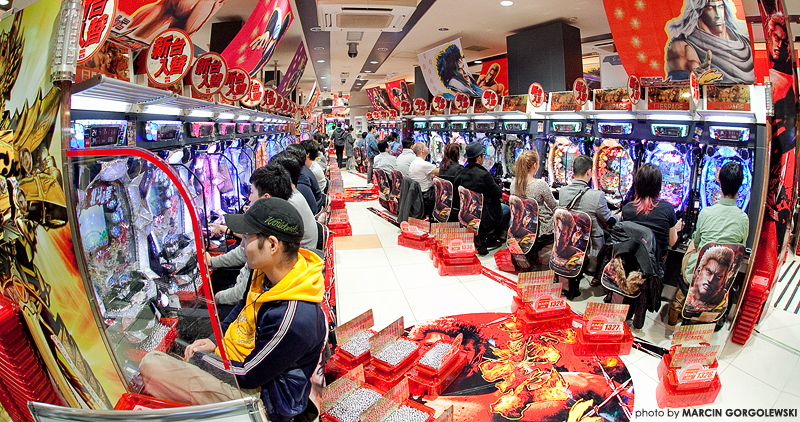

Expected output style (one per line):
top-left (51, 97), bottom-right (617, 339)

top-left (549, 188), bottom-right (592, 278)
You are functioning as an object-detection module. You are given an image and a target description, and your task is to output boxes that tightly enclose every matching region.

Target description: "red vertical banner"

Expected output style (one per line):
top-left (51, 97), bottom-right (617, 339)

top-left (603, 0), bottom-right (753, 84)
top-left (221, 0), bottom-right (293, 76)
top-left (384, 79), bottom-right (411, 110)
top-left (477, 58), bottom-right (509, 96)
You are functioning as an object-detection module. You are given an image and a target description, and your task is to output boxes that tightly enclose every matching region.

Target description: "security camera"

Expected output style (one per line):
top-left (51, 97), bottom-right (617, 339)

top-left (341, 78), bottom-right (346, 84)
top-left (347, 42), bottom-right (358, 59)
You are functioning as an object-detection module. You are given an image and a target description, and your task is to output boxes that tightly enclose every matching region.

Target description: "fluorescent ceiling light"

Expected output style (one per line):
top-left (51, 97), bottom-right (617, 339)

top-left (370, 61), bottom-right (379, 64)
top-left (317, 59), bottom-right (325, 63)
top-left (595, 112), bottom-right (635, 120)
top-left (218, 113), bottom-right (235, 119)
top-left (71, 96), bottom-right (130, 112)
top-left (189, 110), bottom-right (214, 118)
top-left (321, 76), bottom-right (326, 79)
top-left (474, 60), bottom-right (482, 64)
top-left (142, 105), bottom-right (181, 116)
top-left (364, 70), bottom-right (372, 73)
top-left (500, 1), bottom-right (513, 6)
top-left (704, 114), bottom-right (755, 124)
top-left (648, 113), bottom-right (692, 121)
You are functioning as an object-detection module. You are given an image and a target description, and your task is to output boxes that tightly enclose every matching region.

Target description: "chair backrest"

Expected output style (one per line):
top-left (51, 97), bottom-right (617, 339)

top-left (550, 207), bottom-right (592, 278)
top-left (458, 185), bottom-right (483, 232)
top-left (507, 195), bottom-right (539, 255)
top-left (683, 242), bottom-right (747, 322)
top-left (433, 177), bottom-right (454, 223)
top-left (29, 398), bottom-right (267, 422)
top-left (373, 169), bottom-right (392, 195)
top-left (390, 170), bottom-right (403, 198)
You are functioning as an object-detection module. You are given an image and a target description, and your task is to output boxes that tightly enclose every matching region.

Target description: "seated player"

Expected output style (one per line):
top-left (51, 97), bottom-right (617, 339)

top-left (271, 151), bottom-right (319, 214)
top-left (455, 142), bottom-right (510, 255)
top-left (668, 162), bottom-right (749, 327)
top-left (285, 144), bottom-right (325, 213)
top-left (140, 198), bottom-right (326, 422)
top-left (300, 140), bottom-right (328, 194)
top-left (558, 155), bottom-right (617, 280)
top-left (396, 137), bottom-right (417, 176)
top-left (206, 165), bottom-right (320, 318)
top-left (408, 142), bottom-right (441, 216)
top-left (373, 140), bottom-right (398, 171)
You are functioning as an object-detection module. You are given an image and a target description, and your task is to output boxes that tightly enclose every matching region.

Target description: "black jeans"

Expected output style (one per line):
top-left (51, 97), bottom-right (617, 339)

top-left (335, 145), bottom-right (344, 168)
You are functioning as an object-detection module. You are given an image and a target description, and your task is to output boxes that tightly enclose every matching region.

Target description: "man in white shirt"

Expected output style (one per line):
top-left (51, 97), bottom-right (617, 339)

top-left (396, 137), bottom-right (416, 177)
top-left (301, 140), bottom-right (327, 193)
top-left (373, 140), bottom-right (398, 171)
top-left (408, 142), bottom-right (440, 215)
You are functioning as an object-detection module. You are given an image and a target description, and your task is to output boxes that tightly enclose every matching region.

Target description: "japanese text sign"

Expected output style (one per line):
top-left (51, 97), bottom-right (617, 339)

top-left (78, 0), bottom-right (116, 64)
top-left (147, 29), bottom-right (191, 87)
top-left (191, 52), bottom-right (227, 96)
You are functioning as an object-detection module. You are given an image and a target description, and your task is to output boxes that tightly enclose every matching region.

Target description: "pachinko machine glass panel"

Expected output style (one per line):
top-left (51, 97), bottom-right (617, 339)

top-left (412, 120), bottom-right (429, 146)
top-left (700, 145), bottom-right (753, 211)
top-left (473, 132), bottom-right (502, 175)
top-left (547, 136), bottom-right (585, 188)
top-left (68, 148), bottom-right (236, 391)
top-left (593, 138), bottom-right (636, 207)
top-left (224, 140), bottom-right (255, 207)
top-left (193, 145), bottom-right (241, 218)
top-left (645, 142), bottom-right (694, 213)
top-left (428, 120), bottom-right (447, 165)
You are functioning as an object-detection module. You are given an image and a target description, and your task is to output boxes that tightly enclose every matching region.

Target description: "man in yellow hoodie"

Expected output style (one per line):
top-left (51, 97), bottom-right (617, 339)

top-left (140, 198), bottom-right (327, 422)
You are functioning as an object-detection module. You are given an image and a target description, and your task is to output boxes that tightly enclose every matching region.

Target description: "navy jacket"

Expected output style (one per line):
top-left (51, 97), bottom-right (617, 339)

top-left (299, 167), bottom-right (324, 213)
top-left (455, 162), bottom-right (503, 232)
top-left (196, 280), bottom-right (326, 420)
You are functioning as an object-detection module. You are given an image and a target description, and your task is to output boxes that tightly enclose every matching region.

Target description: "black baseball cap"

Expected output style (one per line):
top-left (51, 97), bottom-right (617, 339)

top-left (465, 142), bottom-right (485, 159)
top-left (225, 198), bottom-right (304, 244)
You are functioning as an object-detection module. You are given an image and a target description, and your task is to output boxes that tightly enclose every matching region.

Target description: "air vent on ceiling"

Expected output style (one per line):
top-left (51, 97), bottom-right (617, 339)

top-left (317, 0), bottom-right (418, 32)
top-left (347, 31), bottom-right (364, 41)
top-left (463, 45), bottom-right (489, 52)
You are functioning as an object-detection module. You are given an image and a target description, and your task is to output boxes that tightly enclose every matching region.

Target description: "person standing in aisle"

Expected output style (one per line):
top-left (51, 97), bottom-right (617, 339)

top-left (344, 126), bottom-right (356, 171)
top-left (365, 125), bottom-right (379, 184)
top-left (332, 123), bottom-right (346, 168)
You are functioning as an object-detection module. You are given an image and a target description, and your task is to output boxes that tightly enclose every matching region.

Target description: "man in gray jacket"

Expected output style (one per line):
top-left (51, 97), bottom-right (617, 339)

top-left (205, 165), bottom-right (320, 316)
top-left (558, 155), bottom-right (618, 283)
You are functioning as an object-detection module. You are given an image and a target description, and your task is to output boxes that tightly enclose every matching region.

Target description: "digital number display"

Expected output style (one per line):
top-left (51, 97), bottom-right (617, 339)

top-left (218, 123), bottom-right (236, 135)
top-left (503, 122), bottom-right (527, 132)
top-left (709, 126), bottom-right (750, 142)
top-left (414, 122), bottom-right (427, 129)
top-left (88, 126), bottom-right (122, 146)
top-left (144, 121), bottom-right (181, 142)
top-left (598, 122), bottom-right (633, 135)
top-left (73, 120), bottom-right (128, 148)
top-left (551, 122), bottom-right (582, 133)
top-left (189, 122), bottom-right (214, 138)
top-left (475, 122), bottom-right (495, 131)
top-left (450, 122), bottom-right (467, 130)
top-left (430, 122), bottom-right (446, 130)
top-left (237, 123), bottom-right (252, 134)
top-left (652, 124), bottom-right (689, 138)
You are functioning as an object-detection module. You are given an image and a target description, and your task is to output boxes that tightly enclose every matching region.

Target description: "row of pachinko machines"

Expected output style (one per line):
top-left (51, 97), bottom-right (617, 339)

top-left (411, 113), bottom-right (765, 249)
top-left (71, 115), bottom-right (302, 254)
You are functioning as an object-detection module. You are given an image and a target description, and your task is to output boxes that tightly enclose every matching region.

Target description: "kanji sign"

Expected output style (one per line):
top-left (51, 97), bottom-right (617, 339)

top-left (191, 52), bottom-right (227, 96)
top-left (399, 100), bottom-right (412, 115)
top-left (627, 75), bottom-right (641, 105)
top-left (78, 0), bottom-right (116, 64)
top-left (242, 79), bottom-right (265, 107)
top-left (481, 90), bottom-right (499, 110)
top-left (572, 78), bottom-right (589, 106)
top-left (528, 83), bottom-right (545, 108)
top-left (413, 98), bottom-right (428, 115)
top-left (263, 87), bottom-right (279, 111)
top-left (146, 29), bottom-right (192, 87)
top-left (220, 67), bottom-right (250, 102)
top-left (431, 94), bottom-right (448, 112)
top-left (453, 92), bottom-right (470, 112)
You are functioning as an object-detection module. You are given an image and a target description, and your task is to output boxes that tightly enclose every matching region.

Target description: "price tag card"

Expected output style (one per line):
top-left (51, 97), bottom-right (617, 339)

top-left (321, 365), bottom-right (365, 413)
top-left (408, 217), bottom-right (429, 233)
top-left (676, 363), bottom-right (717, 385)
top-left (585, 316), bottom-right (625, 337)
top-left (369, 317), bottom-right (404, 357)
top-left (671, 345), bottom-right (719, 368)
top-left (360, 379), bottom-right (408, 422)
top-left (517, 270), bottom-right (556, 296)
top-left (584, 303), bottom-right (629, 322)
top-left (672, 323), bottom-right (715, 345)
top-left (447, 238), bottom-right (475, 255)
top-left (334, 309), bottom-right (374, 345)
top-left (520, 282), bottom-right (561, 304)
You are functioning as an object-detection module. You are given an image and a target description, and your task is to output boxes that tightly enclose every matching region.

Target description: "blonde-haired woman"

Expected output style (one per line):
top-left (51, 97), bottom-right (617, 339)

top-left (512, 149), bottom-right (558, 268)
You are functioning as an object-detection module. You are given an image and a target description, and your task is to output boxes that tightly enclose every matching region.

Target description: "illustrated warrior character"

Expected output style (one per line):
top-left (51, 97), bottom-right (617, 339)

top-left (0, 13), bottom-right (111, 408)
top-left (665, 0), bottom-right (754, 84)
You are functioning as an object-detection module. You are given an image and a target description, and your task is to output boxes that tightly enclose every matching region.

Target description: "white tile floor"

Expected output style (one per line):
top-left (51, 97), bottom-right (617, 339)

top-left (332, 170), bottom-right (800, 421)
